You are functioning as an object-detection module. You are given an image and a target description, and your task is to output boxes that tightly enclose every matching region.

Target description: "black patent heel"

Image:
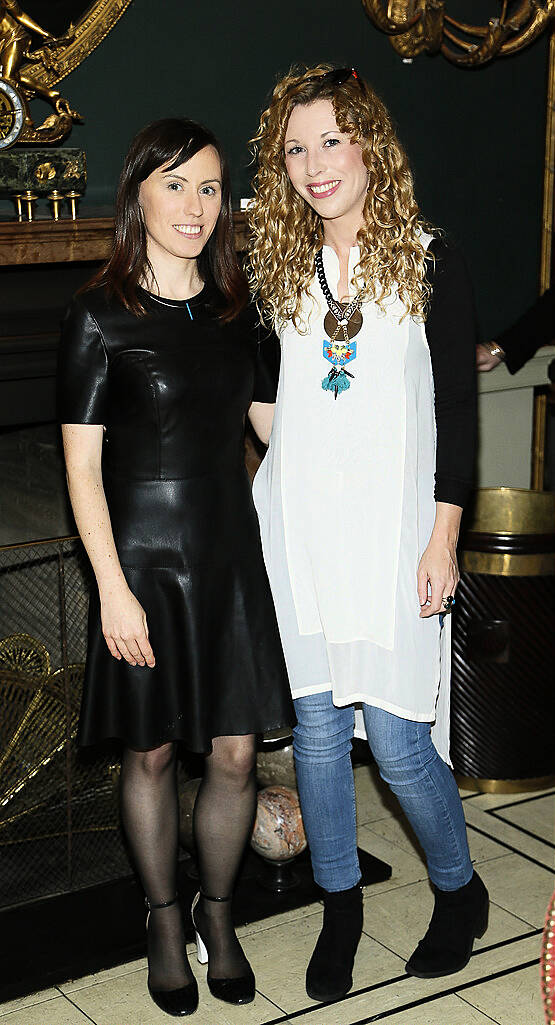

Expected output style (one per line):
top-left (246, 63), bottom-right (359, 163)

top-left (191, 891), bottom-right (255, 1005)
top-left (145, 895), bottom-right (199, 1016)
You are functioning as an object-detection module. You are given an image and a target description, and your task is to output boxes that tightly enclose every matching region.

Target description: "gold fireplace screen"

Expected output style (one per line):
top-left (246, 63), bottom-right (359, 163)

top-left (0, 537), bottom-right (127, 908)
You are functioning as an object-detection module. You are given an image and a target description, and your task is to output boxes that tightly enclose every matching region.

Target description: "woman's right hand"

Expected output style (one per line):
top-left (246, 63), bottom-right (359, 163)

top-left (100, 584), bottom-right (156, 667)
top-left (476, 342), bottom-right (502, 372)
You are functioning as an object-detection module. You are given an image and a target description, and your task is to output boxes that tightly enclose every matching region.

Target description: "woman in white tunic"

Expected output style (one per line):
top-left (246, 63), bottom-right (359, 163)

top-left (248, 65), bottom-right (488, 1001)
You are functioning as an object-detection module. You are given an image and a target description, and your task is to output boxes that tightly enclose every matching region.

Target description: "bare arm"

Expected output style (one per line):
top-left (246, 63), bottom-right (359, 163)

top-left (248, 401), bottom-right (275, 447)
top-left (417, 502), bottom-right (461, 618)
top-left (62, 423), bottom-right (155, 667)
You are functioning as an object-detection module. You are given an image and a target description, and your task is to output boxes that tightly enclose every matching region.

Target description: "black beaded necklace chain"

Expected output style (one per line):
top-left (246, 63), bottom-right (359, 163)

top-left (315, 249), bottom-right (364, 399)
top-left (315, 249), bottom-right (363, 343)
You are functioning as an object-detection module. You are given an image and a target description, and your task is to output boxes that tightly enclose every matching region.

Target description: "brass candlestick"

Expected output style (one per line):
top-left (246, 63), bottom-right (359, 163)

top-left (23, 191), bottom-right (38, 221)
top-left (12, 194), bottom-right (24, 221)
top-left (47, 190), bottom-right (64, 221)
top-left (66, 191), bottom-right (81, 220)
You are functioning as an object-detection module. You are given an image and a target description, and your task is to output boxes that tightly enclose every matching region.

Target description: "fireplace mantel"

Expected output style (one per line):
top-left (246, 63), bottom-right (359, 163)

top-left (0, 211), bottom-right (249, 266)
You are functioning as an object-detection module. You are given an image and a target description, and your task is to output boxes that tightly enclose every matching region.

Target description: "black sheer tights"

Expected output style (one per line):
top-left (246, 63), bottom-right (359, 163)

top-left (120, 743), bottom-right (193, 991)
top-left (120, 735), bottom-right (257, 991)
top-left (193, 734), bottom-right (257, 979)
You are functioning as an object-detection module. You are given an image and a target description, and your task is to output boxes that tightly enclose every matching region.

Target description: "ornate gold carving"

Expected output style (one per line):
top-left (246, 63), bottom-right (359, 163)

top-left (62, 157), bottom-right (82, 179)
top-left (21, 0), bottom-right (134, 89)
top-left (0, 82), bottom-right (16, 139)
top-left (0, 631), bottom-right (50, 678)
top-left (0, 1), bottom-right (81, 145)
top-left (0, 0), bottom-right (132, 147)
top-left (0, 643), bottom-right (84, 811)
top-left (362, 0), bottom-right (555, 67)
top-left (34, 160), bottom-right (55, 181)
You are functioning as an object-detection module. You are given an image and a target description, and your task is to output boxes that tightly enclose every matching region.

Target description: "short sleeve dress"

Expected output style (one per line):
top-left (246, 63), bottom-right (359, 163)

top-left (57, 283), bottom-right (295, 752)
top-left (252, 238), bottom-right (477, 763)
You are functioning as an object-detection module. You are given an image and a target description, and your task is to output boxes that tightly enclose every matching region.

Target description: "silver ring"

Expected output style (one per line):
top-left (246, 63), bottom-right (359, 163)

top-left (441, 595), bottom-right (455, 612)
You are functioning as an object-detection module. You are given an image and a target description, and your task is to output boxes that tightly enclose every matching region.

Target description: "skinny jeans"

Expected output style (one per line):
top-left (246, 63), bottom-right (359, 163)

top-left (293, 691), bottom-right (473, 893)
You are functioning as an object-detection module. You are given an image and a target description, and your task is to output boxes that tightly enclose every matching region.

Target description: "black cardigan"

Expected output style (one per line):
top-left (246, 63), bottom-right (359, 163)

top-left (424, 238), bottom-right (477, 508)
top-left (494, 286), bottom-right (554, 375)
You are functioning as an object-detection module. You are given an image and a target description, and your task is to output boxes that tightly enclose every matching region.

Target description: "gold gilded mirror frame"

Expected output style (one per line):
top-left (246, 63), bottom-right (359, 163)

top-left (532, 31), bottom-right (555, 489)
top-left (361, 0), bottom-right (555, 67)
top-left (541, 33), bottom-right (555, 295)
top-left (20, 0), bottom-right (133, 90)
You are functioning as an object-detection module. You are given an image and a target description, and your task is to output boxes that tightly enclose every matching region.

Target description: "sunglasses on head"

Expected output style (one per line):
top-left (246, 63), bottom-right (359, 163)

top-left (285, 67), bottom-right (365, 96)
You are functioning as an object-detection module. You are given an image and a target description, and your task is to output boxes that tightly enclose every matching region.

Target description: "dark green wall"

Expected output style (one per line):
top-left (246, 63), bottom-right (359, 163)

top-left (15, 0), bottom-right (551, 337)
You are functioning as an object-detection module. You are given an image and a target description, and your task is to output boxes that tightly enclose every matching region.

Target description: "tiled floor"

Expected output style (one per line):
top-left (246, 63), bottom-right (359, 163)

top-left (1, 767), bottom-right (552, 1025)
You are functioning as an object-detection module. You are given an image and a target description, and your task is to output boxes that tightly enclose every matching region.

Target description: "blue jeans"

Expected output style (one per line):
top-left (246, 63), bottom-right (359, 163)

top-left (293, 691), bottom-right (473, 893)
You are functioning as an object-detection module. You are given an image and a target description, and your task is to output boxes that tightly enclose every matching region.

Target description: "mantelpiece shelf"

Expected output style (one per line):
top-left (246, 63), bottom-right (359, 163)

top-left (0, 211), bottom-right (249, 266)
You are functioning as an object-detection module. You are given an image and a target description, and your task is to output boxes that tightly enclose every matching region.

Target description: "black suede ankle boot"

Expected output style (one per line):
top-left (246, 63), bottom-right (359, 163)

top-left (405, 871), bottom-right (489, 979)
top-left (306, 884), bottom-right (363, 1001)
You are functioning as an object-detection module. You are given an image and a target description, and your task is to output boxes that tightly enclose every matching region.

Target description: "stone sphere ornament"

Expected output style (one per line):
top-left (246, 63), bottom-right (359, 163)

top-left (251, 784), bottom-right (307, 893)
top-left (251, 784), bottom-right (306, 862)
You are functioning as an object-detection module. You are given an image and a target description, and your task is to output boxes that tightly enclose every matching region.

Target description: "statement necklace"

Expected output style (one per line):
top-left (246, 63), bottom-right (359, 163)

top-left (315, 249), bottom-right (364, 399)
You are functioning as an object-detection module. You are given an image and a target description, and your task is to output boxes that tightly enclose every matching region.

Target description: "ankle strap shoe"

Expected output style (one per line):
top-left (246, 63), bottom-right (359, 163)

top-left (191, 891), bottom-right (255, 1005)
top-left (145, 893), bottom-right (199, 1016)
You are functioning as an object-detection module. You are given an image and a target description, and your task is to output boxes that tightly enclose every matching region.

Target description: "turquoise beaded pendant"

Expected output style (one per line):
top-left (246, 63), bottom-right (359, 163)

top-left (322, 339), bottom-right (357, 399)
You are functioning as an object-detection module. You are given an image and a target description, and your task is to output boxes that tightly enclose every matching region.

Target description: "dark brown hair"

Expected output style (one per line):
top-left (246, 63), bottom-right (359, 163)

top-left (86, 118), bottom-right (249, 320)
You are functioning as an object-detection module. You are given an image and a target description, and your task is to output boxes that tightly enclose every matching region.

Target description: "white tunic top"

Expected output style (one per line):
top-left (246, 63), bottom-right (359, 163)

top-left (253, 242), bottom-right (451, 762)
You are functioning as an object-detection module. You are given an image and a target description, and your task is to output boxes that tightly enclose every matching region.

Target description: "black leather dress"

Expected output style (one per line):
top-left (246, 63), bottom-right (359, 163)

top-left (57, 283), bottom-right (294, 752)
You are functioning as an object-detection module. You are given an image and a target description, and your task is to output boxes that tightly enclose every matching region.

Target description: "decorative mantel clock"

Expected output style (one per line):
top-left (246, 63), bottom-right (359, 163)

top-left (0, 1), bottom-right (132, 217)
top-left (0, 1), bottom-right (80, 149)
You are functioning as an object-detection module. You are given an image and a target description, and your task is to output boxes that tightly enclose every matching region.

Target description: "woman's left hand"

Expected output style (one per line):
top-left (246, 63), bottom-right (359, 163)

top-left (417, 535), bottom-right (460, 618)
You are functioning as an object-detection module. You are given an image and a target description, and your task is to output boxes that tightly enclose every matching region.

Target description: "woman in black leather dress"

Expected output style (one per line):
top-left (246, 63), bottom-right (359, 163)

top-left (58, 118), bottom-right (294, 1017)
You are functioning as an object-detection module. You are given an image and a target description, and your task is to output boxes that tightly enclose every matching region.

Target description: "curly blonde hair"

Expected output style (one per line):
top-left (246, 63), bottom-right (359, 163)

top-left (248, 64), bottom-right (435, 331)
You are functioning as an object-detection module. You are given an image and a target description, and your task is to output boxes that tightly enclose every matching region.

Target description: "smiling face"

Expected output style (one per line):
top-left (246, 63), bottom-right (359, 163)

top-left (284, 99), bottom-right (368, 238)
top-left (138, 144), bottom-right (222, 275)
